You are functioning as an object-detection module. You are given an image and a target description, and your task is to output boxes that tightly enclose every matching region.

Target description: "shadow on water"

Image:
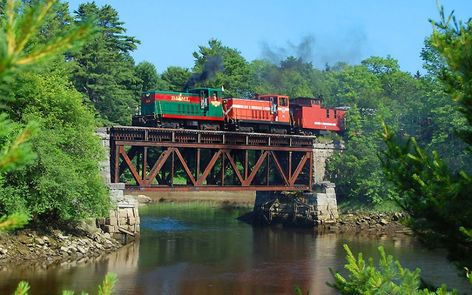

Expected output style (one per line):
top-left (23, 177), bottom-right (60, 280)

top-left (0, 203), bottom-right (470, 294)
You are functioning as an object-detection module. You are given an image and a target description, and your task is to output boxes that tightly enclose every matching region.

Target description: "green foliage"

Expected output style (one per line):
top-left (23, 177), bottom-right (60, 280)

top-left (135, 61), bottom-right (159, 92)
top-left (381, 121), bottom-right (472, 255)
top-left (13, 281), bottom-right (29, 295)
top-left (380, 7), bottom-right (472, 263)
top-left (293, 286), bottom-right (309, 295)
top-left (0, 212), bottom-right (28, 231)
top-left (430, 7), bottom-right (472, 147)
top-left (250, 57), bottom-right (318, 98)
top-left (0, 70), bottom-right (110, 220)
top-left (191, 39), bottom-right (251, 97)
top-left (0, 0), bottom-right (93, 80)
top-left (327, 106), bottom-right (394, 204)
top-left (98, 273), bottom-right (118, 295)
top-left (0, 114), bottom-right (37, 173)
top-left (329, 244), bottom-right (455, 294)
top-left (70, 2), bottom-right (141, 124)
top-left (159, 66), bottom-right (191, 91)
top-left (0, 0), bottom-right (109, 222)
top-left (11, 273), bottom-right (116, 295)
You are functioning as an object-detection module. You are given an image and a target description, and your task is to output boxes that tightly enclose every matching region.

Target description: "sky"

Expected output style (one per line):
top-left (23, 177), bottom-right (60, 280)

top-left (67, 0), bottom-right (472, 74)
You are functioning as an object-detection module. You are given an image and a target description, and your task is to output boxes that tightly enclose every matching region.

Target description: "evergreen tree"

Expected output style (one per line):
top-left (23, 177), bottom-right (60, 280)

top-left (191, 39), bottom-right (251, 97)
top-left (160, 66), bottom-right (191, 91)
top-left (381, 8), bottom-right (472, 264)
top-left (70, 2), bottom-right (140, 125)
top-left (135, 61), bottom-right (159, 92)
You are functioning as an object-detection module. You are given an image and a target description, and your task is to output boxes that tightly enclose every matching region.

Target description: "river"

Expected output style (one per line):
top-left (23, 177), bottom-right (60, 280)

top-left (0, 203), bottom-right (470, 294)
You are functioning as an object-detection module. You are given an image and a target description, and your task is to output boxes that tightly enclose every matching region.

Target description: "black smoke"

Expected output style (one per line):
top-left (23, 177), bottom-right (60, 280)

top-left (261, 31), bottom-right (366, 68)
top-left (262, 35), bottom-right (315, 64)
top-left (184, 55), bottom-right (224, 90)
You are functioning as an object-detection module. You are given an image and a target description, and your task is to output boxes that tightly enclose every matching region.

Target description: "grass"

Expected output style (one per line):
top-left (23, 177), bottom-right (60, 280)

top-left (338, 199), bottom-right (402, 214)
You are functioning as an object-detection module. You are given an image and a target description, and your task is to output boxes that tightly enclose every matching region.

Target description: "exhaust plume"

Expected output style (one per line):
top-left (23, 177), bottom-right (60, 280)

top-left (184, 56), bottom-right (224, 90)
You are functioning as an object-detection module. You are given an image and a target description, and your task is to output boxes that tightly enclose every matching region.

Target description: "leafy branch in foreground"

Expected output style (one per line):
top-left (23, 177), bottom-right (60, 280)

top-left (0, 0), bottom-right (94, 79)
top-left (329, 244), bottom-right (455, 295)
top-left (379, 5), bottom-right (472, 264)
top-left (13, 273), bottom-right (117, 295)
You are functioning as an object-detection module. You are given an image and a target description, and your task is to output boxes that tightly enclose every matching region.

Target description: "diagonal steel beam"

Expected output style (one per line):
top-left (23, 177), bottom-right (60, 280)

top-left (243, 151), bottom-right (269, 186)
top-left (120, 146), bottom-right (143, 186)
top-left (174, 148), bottom-right (197, 186)
top-left (223, 150), bottom-right (244, 185)
top-left (196, 150), bottom-right (223, 185)
top-left (289, 152), bottom-right (310, 186)
top-left (145, 149), bottom-right (172, 185)
top-left (270, 151), bottom-right (289, 185)
top-left (119, 146), bottom-right (139, 176)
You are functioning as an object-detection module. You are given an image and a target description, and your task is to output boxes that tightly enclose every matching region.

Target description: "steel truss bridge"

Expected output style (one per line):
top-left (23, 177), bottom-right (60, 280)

top-left (110, 126), bottom-right (316, 192)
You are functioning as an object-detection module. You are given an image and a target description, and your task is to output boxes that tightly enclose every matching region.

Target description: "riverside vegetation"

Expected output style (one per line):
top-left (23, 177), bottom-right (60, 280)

top-left (328, 6), bottom-right (472, 294)
top-left (0, 0), bottom-right (116, 293)
top-left (0, 0), bottom-right (471, 293)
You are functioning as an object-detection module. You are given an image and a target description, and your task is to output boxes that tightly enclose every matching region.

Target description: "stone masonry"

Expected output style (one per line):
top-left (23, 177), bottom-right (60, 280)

top-left (310, 142), bottom-right (344, 223)
top-left (96, 128), bottom-right (140, 240)
top-left (312, 181), bottom-right (339, 223)
top-left (312, 142), bottom-right (344, 183)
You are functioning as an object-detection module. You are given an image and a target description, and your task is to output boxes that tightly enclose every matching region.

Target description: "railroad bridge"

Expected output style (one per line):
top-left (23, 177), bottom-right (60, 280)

top-left (108, 126), bottom-right (318, 192)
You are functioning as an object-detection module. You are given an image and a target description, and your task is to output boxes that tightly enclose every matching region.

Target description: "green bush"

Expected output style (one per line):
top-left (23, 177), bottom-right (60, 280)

top-left (329, 244), bottom-right (456, 295)
top-left (0, 71), bottom-right (109, 221)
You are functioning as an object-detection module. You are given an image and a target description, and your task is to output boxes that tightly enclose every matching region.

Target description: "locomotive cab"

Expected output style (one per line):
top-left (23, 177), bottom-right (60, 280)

top-left (188, 87), bottom-right (223, 111)
top-left (254, 94), bottom-right (290, 122)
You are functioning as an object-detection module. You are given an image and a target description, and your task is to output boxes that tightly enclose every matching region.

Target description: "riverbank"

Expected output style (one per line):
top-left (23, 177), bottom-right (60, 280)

top-left (0, 222), bottom-right (124, 270)
top-left (318, 211), bottom-right (411, 235)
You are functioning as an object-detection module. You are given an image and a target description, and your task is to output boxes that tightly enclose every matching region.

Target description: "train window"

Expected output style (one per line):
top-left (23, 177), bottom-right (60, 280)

top-left (334, 110), bottom-right (337, 118)
top-left (279, 97), bottom-right (288, 106)
top-left (326, 109), bottom-right (330, 118)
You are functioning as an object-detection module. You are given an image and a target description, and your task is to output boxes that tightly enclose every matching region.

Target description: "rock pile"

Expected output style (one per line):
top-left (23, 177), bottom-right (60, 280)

top-left (0, 229), bottom-right (123, 269)
top-left (318, 212), bottom-right (411, 235)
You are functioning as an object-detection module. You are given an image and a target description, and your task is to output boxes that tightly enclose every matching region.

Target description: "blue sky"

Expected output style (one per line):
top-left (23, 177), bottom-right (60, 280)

top-left (67, 0), bottom-right (472, 74)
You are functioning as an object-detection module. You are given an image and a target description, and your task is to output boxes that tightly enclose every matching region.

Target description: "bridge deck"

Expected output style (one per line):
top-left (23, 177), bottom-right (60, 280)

top-left (110, 126), bottom-right (316, 192)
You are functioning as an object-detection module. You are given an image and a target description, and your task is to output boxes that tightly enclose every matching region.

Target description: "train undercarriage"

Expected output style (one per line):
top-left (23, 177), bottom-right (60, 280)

top-left (132, 115), bottom-right (293, 134)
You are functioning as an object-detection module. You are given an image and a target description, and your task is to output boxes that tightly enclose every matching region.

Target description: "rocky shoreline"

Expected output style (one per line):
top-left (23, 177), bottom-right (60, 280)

top-left (318, 211), bottom-right (412, 235)
top-left (0, 226), bottom-right (124, 270)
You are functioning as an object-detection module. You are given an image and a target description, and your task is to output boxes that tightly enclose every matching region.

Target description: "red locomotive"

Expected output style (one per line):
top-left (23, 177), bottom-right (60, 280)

top-left (132, 87), bottom-right (346, 134)
top-left (224, 94), bottom-right (290, 133)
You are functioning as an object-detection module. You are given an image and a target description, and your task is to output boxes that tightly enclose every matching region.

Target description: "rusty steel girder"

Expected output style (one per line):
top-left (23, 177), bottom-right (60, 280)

top-left (109, 126), bottom-right (315, 192)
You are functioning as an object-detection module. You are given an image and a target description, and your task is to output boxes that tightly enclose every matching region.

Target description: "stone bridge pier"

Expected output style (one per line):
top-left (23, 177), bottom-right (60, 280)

top-left (97, 128), bottom-right (140, 241)
top-left (311, 142), bottom-right (344, 223)
top-left (255, 141), bottom-right (344, 224)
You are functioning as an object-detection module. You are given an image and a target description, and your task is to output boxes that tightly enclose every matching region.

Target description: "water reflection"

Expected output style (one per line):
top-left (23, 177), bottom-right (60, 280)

top-left (0, 204), bottom-right (470, 294)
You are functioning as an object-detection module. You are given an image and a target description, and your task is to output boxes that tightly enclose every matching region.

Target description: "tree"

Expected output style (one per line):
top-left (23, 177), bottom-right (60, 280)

top-left (327, 105), bottom-right (397, 205)
top-left (70, 2), bottom-right (141, 125)
top-left (0, 0), bottom-right (109, 222)
top-left (135, 61), bottom-right (159, 92)
top-left (191, 39), bottom-right (251, 97)
top-left (160, 66), bottom-right (191, 91)
top-left (381, 8), bottom-right (472, 265)
top-left (329, 244), bottom-right (455, 294)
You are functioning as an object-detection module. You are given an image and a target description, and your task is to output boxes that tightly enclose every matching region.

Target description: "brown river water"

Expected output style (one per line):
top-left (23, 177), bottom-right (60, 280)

top-left (0, 203), bottom-right (470, 294)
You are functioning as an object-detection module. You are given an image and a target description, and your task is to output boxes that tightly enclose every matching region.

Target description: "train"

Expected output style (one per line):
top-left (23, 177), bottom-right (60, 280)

top-left (132, 87), bottom-right (346, 134)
